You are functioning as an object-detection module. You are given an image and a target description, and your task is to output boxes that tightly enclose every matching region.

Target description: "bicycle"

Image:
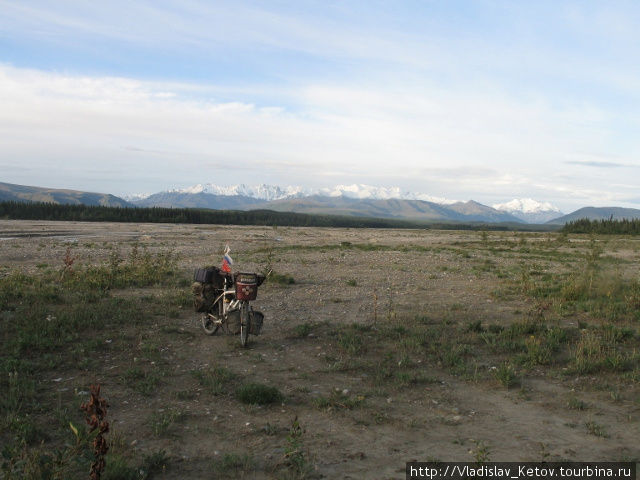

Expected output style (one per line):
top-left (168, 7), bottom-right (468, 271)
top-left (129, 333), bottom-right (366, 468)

top-left (194, 268), bottom-right (265, 347)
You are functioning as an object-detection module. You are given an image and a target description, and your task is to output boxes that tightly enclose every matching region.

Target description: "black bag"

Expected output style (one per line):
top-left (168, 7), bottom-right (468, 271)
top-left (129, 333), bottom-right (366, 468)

top-left (194, 267), bottom-right (215, 283)
top-left (194, 266), bottom-right (225, 287)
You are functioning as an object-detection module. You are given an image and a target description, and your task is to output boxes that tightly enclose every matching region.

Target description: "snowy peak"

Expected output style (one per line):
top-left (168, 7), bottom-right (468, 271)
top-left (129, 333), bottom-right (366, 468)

top-left (123, 192), bottom-right (152, 201)
top-left (166, 183), bottom-right (458, 204)
top-left (493, 198), bottom-right (563, 224)
top-left (317, 184), bottom-right (456, 204)
top-left (319, 184), bottom-right (403, 199)
top-left (493, 198), bottom-right (561, 214)
top-left (172, 183), bottom-right (310, 201)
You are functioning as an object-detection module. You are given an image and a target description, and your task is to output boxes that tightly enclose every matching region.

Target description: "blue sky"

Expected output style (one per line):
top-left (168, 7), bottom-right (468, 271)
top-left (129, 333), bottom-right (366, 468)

top-left (1, 1), bottom-right (639, 211)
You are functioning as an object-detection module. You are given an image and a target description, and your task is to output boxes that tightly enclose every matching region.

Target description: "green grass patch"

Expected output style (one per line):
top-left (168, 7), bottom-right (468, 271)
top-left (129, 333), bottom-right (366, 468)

top-left (585, 421), bottom-right (609, 438)
top-left (191, 366), bottom-right (236, 396)
top-left (314, 390), bottom-right (365, 411)
top-left (567, 396), bottom-right (588, 410)
top-left (123, 367), bottom-right (163, 396)
top-left (0, 248), bottom-right (181, 461)
top-left (149, 407), bottom-right (187, 436)
top-left (211, 453), bottom-right (255, 476)
top-left (337, 324), bottom-right (368, 355)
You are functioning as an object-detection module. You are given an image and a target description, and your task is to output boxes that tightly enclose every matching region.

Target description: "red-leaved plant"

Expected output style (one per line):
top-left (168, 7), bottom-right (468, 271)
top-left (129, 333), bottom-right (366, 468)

top-left (80, 384), bottom-right (109, 480)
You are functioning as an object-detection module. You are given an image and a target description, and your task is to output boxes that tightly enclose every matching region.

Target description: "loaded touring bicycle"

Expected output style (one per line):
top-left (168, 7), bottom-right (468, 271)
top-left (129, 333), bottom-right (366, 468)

top-left (192, 266), bottom-right (266, 347)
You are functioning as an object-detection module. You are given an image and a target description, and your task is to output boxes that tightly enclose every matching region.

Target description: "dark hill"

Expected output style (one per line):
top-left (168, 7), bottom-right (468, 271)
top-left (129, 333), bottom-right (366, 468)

top-left (547, 207), bottom-right (640, 224)
top-left (132, 191), bottom-right (264, 209)
top-left (0, 182), bottom-right (132, 207)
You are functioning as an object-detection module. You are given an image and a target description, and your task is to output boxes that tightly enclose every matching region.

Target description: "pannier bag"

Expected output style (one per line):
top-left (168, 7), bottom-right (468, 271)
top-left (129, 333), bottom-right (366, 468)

top-left (235, 272), bottom-right (258, 301)
top-left (194, 267), bottom-right (215, 283)
top-left (192, 282), bottom-right (216, 312)
top-left (192, 282), bottom-right (206, 312)
top-left (194, 266), bottom-right (225, 288)
top-left (224, 308), bottom-right (263, 335)
top-left (250, 310), bottom-right (264, 335)
top-left (226, 308), bottom-right (241, 334)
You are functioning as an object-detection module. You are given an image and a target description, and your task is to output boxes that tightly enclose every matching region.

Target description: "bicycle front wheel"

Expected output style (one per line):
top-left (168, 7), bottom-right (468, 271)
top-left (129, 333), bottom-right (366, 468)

top-left (240, 301), bottom-right (251, 347)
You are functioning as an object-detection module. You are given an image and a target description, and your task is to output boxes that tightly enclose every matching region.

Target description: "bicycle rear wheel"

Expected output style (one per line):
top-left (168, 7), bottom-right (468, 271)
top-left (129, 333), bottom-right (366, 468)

top-left (201, 314), bottom-right (220, 335)
top-left (202, 298), bottom-right (223, 335)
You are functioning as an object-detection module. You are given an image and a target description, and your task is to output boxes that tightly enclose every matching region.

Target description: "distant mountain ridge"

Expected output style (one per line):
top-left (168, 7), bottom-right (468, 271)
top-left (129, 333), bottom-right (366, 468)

top-left (0, 182), bottom-right (132, 207)
top-left (133, 191), bottom-right (262, 210)
top-left (269, 196), bottom-right (524, 223)
top-left (132, 191), bottom-right (523, 224)
top-left (7, 181), bottom-right (640, 226)
top-left (131, 183), bottom-right (553, 223)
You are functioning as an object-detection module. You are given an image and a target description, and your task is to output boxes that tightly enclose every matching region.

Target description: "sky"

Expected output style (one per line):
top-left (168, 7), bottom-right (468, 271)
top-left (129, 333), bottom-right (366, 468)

top-left (1, 1), bottom-right (639, 212)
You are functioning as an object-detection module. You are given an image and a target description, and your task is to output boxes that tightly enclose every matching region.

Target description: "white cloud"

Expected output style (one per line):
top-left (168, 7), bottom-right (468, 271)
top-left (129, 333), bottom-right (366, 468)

top-left (1, 62), bottom-right (639, 211)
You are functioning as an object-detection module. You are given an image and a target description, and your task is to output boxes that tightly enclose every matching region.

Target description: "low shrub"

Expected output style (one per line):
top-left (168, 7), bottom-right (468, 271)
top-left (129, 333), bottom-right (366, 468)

top-left (235, 383), bottom-right (283, 405)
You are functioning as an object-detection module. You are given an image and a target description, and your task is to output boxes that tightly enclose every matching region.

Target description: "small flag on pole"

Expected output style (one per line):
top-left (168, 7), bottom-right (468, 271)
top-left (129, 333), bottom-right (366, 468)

top-left (221, 245), bottom-right (233, 273)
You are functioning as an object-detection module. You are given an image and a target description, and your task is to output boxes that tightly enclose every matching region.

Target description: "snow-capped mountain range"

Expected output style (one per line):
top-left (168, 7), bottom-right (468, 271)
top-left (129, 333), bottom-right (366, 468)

top-left (131, 183), bottom-right (458, 204)
top-left (172, 183), bottom-right (310, 201)
top-left (316, 184), bottom-right (457, 204)
top-left (126, 183), bottom-right (563, 223)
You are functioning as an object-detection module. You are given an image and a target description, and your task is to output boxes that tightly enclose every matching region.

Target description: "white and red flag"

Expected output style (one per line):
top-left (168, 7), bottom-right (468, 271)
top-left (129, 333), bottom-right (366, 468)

top-left (221, 245), bottom-right (233, 273)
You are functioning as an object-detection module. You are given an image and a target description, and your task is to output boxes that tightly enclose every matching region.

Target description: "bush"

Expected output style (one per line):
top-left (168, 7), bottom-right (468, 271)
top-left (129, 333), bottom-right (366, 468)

top-left (294, 323), bottom-right (314, 338)
top-left (269, 272), bottom-right (295, 285)
top-left (235, 383), bottom-right (283, 405)
top-left (494, 362), bottom-right (518, 388)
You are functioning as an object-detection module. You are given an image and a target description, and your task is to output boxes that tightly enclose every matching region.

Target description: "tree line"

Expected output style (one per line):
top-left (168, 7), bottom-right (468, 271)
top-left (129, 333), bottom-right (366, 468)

top-left (0, 200), bottom-right (539, 231)
top-left (561, 217), bottom-right (640, 235)
top-left (0, 201), bottom-right (420, 228)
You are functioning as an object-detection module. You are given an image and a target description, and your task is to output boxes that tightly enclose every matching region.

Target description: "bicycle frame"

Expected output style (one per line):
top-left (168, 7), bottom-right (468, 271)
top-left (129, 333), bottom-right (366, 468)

top-left (201, 275), bottom-right (254, 347)
top-left (203, 278), bottom-right (238, 324)
top-left (215, 283), bottom-right (241, 316)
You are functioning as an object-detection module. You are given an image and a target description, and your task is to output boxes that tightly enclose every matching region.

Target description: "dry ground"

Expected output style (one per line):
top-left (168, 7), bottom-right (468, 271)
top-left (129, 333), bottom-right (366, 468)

top-left (1, 220), bottom-right (639, 479)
